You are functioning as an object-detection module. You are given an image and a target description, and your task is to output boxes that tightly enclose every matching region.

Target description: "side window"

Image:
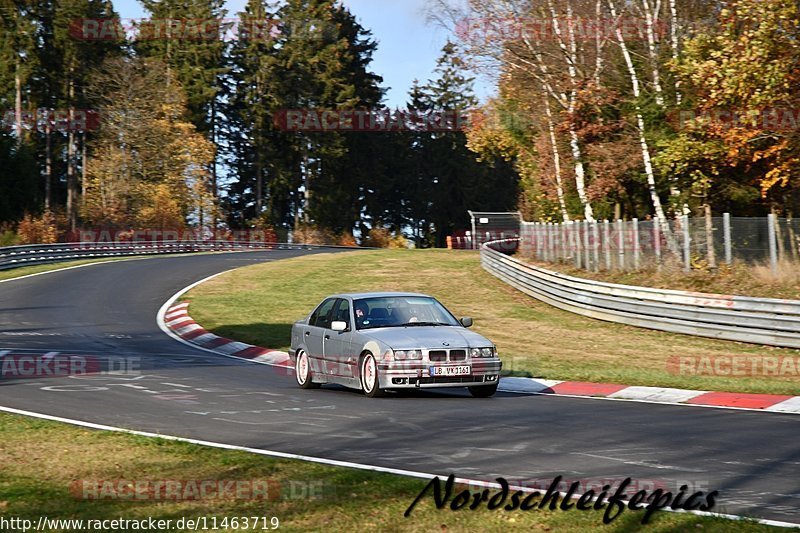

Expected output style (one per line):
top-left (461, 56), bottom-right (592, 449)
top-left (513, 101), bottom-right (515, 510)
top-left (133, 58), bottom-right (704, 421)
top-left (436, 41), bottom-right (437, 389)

top-left (332, 299), bottom-right (351, 329)
top-left (311, 298), bottom-right (337, 329)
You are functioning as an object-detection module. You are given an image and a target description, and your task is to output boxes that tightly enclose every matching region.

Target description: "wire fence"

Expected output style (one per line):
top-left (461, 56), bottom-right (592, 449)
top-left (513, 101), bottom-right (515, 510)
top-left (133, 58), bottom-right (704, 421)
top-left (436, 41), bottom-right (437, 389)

top-left (518, 214), bottom-right (800, 273)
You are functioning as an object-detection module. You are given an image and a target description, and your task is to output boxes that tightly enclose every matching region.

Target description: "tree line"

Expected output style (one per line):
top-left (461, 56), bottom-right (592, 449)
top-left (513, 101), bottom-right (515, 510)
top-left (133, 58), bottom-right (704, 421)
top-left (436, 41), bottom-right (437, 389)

top-left (446, 0), bottom-right (799, 228)
top-left (0, 0), bottom-right (518, 246)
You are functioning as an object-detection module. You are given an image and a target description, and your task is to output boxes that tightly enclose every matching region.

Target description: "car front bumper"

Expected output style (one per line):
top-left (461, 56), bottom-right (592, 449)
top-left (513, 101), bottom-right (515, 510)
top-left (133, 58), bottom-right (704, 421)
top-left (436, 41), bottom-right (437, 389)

top-left (377, 359), bottom-right (502, 389)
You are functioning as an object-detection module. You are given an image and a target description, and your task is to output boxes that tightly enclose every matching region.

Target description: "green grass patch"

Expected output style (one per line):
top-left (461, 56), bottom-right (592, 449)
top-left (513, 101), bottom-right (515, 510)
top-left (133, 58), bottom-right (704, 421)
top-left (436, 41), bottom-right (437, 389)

top-left (0, 412), bottom-right (784, 532)
top-left (186, 249), bottom-right (800, 395)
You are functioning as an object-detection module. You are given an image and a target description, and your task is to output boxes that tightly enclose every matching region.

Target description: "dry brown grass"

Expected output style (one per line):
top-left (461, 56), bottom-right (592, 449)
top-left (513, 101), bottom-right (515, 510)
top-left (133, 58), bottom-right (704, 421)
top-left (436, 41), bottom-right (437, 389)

top-left (530, 256), bottom-right (800, 301)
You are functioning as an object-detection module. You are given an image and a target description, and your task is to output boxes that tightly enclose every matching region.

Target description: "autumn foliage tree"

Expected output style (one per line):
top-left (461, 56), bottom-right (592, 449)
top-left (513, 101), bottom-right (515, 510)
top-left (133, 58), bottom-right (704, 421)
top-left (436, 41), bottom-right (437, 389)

top-left (659, 0), bottom-right (800, 216)
top-left (81, 57), bottom-right (216, 230)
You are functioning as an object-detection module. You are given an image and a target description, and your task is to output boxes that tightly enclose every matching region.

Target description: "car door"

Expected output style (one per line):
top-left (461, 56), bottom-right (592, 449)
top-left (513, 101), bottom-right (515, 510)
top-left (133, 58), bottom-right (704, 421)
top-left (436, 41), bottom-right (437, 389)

top-left (323, 298), bottom-right (355, 378)
top-left (305, 298), bottom-right (336, 372)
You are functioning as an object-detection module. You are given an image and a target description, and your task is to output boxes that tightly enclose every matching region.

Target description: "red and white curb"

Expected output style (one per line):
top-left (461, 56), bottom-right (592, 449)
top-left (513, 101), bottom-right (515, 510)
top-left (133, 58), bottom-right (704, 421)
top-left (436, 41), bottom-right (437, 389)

top-left (500, 378), bottom-right (800, 414)
top-left (165, 301), bottom-right (800, 415)
top-left (164, 302), bottom-right (291, 368)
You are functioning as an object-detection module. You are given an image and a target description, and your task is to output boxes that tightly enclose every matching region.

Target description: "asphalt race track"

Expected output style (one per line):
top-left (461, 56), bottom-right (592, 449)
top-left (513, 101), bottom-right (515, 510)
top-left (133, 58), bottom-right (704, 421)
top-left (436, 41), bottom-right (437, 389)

top-left (0, 250), bottom-right (798, 525)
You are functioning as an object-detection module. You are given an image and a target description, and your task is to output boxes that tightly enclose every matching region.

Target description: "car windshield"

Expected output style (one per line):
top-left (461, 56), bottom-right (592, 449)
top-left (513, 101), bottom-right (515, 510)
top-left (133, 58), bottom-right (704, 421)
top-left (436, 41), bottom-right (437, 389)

top-left (353, 296), bottom-right (460, 330)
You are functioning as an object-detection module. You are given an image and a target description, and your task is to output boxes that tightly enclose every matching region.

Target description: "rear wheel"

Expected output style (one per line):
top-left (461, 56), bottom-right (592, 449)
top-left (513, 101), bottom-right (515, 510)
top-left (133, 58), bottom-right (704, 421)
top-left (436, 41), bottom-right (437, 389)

top-left (469, 383), bottom-right (498, 398)
top-left (360, 353), bottom-right (386, 397)
top-left (295, 351), bottom-right (320, 389)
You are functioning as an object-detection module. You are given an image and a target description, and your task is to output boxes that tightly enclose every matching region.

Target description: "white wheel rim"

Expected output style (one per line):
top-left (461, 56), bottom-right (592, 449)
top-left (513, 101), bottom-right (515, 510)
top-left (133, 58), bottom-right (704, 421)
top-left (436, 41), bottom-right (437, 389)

top-left (363, 356), bottom-right (376, 392)
top-left (297, 353), bottom-right (309, 384)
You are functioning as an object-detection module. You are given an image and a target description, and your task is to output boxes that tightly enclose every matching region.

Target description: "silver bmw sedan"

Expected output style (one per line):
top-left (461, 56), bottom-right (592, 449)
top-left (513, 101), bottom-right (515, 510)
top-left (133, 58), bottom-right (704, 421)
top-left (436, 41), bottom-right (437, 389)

top-left (289, 292), bottom-right (502, 397)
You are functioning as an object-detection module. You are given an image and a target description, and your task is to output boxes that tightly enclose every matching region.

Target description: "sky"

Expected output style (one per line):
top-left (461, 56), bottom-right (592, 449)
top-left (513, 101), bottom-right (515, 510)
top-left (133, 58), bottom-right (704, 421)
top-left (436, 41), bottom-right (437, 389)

top-left (112, 0), bottom-right (493, 108)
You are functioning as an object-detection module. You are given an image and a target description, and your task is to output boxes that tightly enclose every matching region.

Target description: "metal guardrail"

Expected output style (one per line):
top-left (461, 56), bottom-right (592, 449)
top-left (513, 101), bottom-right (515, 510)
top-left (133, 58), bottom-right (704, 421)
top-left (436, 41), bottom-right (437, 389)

top-left (482, 238), bottom-right (800, 349)
top-left (0, 241), bottom-right (344, 271)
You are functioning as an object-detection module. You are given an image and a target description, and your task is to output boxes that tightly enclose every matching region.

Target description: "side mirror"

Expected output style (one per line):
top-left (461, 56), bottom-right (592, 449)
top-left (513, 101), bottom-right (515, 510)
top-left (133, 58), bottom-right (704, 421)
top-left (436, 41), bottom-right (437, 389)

top-left (331, 321), bottom-right (348, 332)
top-left (460, 317), bottom-right (473, 328)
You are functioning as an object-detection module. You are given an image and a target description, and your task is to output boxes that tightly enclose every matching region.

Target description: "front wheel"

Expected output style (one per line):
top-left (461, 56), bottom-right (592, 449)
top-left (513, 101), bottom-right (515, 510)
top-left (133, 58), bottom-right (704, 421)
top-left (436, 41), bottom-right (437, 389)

top-left (360, 353), bottom-right (386, 397)
top-left (469, 383), bottom-right (498, 398)
top-left (295, 351), bottom-right (320, 389)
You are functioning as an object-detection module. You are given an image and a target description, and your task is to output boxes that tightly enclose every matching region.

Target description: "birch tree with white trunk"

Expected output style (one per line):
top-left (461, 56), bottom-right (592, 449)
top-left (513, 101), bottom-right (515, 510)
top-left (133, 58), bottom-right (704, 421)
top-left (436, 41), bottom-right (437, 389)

top-left (436, 0), bottom-right (597, 221)
top-left (607, 0), bottom-right (678, 253)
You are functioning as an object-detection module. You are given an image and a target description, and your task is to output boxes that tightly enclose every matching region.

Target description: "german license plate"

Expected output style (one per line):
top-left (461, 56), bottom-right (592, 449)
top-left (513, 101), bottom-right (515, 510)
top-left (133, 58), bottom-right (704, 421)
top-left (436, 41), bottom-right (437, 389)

top-left (429, 365), bottom-right (471, 377)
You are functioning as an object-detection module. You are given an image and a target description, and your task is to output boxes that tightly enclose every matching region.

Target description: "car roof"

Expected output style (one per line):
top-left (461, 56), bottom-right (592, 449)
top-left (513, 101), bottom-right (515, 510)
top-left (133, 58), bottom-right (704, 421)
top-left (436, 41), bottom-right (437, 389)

top-left (330, 292), bottom-right (431, 300)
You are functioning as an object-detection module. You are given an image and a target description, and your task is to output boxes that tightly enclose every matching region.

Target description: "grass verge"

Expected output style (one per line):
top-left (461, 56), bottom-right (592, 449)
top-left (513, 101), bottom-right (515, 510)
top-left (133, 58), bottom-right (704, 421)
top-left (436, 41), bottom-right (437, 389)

top-left (186, 249), bottom-right (800, 395)
top-left (0, 412), bottom-right (784, 532)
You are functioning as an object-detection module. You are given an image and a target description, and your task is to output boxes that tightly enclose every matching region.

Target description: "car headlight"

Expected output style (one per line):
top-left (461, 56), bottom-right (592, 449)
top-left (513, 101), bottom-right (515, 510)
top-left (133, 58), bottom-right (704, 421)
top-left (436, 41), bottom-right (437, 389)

top-left (394, 349), bottom-right (421, 360)
top-left (471, 347), bottom-right (494, 358)
top-left (481, 347), bottom-right (494, 357)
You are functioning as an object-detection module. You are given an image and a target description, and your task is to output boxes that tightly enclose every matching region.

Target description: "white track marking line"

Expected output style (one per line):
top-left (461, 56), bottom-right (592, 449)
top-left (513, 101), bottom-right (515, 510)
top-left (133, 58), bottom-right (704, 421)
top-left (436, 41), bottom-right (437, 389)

top-left (0, 251), bottom-right (257, 286)
top-left (571, 452), bottom-right (706, 472)
top-left (0, 404), bottom-right (796, 529)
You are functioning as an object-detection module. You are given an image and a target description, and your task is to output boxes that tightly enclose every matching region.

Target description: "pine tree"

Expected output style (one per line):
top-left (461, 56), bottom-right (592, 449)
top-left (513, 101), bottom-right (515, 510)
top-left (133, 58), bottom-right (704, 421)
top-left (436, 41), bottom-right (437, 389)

top-left (223, 0), bottom-right (281, 226)
top-left (415, 41), bottom-right (518, 247)
top-left (224, 0), bottom-right (384, 235)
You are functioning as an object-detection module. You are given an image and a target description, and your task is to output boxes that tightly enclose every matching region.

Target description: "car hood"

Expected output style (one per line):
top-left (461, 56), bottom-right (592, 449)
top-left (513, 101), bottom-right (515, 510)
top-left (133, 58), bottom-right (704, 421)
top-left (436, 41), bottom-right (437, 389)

top-left (359, 326), bottom-right (492, 350)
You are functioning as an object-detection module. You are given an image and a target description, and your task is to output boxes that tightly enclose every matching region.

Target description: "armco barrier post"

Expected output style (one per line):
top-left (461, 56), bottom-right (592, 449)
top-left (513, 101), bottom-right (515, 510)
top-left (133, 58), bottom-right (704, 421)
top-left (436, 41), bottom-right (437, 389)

top-left (561, 221), bottom-right (567, 262)
top-left (603, 220), bottom-right (611, 271)
top-left (592, 221), bottom-right (600, 273)
top-left (633, 218), bottom-right (640, 270)
top-left (617, 219), bottom-right (625, 270)
top-left (768, 213), bottom-right (778, 275)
